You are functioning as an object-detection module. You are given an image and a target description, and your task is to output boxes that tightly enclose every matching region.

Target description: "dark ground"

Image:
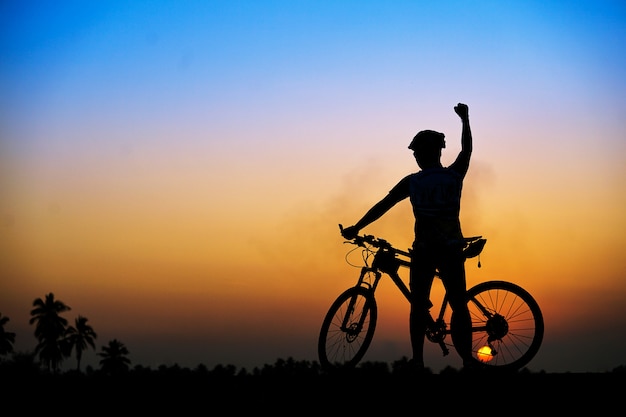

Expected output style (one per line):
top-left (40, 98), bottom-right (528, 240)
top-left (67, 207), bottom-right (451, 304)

top-left (3, 368), bottom-right (621, 413)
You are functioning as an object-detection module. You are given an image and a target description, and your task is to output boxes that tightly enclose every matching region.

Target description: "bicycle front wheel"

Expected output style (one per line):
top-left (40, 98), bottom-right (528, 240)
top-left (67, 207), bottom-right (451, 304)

top-left (318, 286), bottom-right (377, 371)
top-left (463, 280), bottom-right (544, 372)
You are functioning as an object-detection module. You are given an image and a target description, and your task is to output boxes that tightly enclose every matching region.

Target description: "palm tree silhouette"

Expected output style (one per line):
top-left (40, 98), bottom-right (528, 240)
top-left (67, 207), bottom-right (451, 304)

top-left (29, 293), bottom-right (71, 372)
top-left (0, 313), bottom-right (16, 358)
top-left (64, 315), bottom-right (97, 372)
top-left (98, 339), bottom-right (131, 375)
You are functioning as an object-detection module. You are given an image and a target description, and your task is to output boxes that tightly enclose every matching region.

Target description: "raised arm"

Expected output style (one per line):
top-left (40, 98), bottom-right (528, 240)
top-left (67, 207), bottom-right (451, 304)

top-left (452, 103), bottom-right (472, 175)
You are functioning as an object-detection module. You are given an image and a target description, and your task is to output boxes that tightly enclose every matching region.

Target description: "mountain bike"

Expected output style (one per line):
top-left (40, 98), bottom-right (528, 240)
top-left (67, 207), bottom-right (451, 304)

top-left (318, 225), bottom-right (544, 372)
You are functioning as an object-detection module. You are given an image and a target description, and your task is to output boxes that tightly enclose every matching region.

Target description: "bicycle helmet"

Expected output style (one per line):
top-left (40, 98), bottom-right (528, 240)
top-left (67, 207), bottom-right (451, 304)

top-left (408, 130), bottom-right (446, 151)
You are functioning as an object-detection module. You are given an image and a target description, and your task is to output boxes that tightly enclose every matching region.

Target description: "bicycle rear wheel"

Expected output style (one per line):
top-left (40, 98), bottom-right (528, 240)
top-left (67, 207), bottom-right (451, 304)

top-left (318, 286), bottom-right (377, 371)
top-left (462, 280), bottom-right (544, 372)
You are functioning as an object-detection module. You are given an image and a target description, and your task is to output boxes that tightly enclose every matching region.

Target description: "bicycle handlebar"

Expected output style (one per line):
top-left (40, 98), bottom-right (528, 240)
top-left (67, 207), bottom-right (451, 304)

top-left (339, 224), bottom-right (390, 247)
top-left (338, 224), bottom-right (486, 259)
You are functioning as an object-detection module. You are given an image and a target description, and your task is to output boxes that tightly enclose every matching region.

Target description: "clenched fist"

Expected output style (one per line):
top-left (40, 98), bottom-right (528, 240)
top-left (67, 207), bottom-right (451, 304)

top-left (454, 103), bottom-right (469, 121)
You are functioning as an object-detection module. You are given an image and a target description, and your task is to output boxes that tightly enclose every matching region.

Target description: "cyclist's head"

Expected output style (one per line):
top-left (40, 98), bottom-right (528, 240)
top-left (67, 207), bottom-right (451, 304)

top-left (408, 130), bottom-right (446, 152)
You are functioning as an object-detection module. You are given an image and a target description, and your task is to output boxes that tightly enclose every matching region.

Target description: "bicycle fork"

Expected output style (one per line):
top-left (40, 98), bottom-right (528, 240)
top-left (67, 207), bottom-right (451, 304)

top-left (341, 267), bottom-right (380, 335)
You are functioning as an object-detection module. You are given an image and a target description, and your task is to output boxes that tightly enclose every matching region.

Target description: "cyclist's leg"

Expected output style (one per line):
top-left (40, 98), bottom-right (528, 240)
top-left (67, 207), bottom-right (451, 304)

top-left (438, 250), bottom-right (473, 366)
top-left (409, 248), bottom-right (436, 368)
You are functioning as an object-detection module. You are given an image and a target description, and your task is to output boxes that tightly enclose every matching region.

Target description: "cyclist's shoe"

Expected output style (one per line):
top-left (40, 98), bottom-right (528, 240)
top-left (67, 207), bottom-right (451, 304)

top-left (460, 360), bottom-right (487, 375)
top-left (403, 359), bottom-right (431, 376)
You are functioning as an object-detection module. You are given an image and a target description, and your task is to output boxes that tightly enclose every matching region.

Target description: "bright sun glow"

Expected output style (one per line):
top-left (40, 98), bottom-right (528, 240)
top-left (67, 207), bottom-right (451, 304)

top-left (477, 346), bottom-right (494, 363)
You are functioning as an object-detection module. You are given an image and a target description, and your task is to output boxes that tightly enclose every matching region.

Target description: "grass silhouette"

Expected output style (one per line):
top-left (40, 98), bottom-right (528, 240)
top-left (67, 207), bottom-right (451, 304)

top-left (1, 355), bottom-right (623, 414)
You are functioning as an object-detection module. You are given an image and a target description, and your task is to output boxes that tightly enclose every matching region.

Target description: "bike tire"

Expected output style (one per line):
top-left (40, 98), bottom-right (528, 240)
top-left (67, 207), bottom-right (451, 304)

top-left (459, 280), bottom-right (544, 372)
top-left (318, 286), bottom-right (377, 371)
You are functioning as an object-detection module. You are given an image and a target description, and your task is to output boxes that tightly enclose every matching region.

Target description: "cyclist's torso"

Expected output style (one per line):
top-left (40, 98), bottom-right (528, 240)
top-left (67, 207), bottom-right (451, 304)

top-left (391, 166), bottom-right (464, 245)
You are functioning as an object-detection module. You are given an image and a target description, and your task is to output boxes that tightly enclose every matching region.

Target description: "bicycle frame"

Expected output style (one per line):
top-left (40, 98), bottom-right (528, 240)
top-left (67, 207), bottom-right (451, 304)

top-left (352, 243), bottom-right (454, 356)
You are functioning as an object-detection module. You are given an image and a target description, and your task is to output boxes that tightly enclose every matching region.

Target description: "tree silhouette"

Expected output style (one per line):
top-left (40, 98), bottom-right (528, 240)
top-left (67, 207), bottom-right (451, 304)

top-left (0, 313), bottom-right (16, 357)
top-left (98, 339), bottom-right (131, 375)
top-left (64, 315), bottom-right (97, 372)
top-left (29, 293), bottom-right (71, 372)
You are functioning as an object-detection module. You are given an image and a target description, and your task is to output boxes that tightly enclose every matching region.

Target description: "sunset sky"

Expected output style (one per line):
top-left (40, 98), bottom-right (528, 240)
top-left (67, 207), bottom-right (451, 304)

top-left (2, 1), bottom-right (625, 373)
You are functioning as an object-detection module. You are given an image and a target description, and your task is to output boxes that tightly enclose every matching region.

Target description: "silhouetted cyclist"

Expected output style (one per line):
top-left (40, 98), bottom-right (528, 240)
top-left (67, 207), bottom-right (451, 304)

top-left (341, 103), bottom-right (474, 372)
